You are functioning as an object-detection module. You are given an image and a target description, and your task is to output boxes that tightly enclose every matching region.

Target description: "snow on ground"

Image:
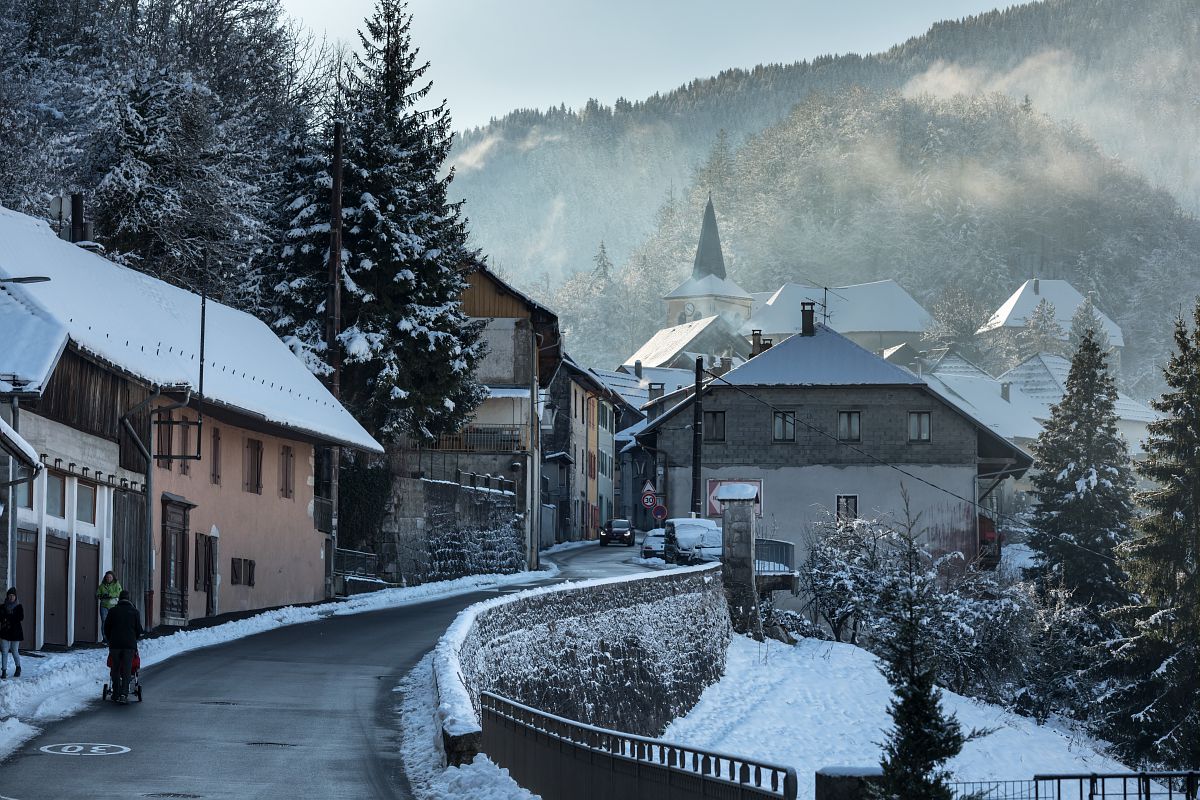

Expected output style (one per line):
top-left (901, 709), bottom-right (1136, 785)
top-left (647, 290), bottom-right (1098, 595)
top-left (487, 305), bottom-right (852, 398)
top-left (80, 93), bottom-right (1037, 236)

top-left (663, 636), bottom-right (1127, 799)
top-left (631, 556), bottom-right (670, 568)
top-left (539, 540), bottom-right (598, 556)
top-left (397, 653), bottom-right (537, 800)
top-left (0, 565), bottom-right (557, 761)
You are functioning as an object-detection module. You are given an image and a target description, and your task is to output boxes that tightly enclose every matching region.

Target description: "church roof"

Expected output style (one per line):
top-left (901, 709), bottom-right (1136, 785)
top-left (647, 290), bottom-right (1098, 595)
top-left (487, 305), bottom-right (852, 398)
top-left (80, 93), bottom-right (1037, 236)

top-left (693, 197), bottom-right (726, 280)
top-left (664, 273), bottom-right (752, 301)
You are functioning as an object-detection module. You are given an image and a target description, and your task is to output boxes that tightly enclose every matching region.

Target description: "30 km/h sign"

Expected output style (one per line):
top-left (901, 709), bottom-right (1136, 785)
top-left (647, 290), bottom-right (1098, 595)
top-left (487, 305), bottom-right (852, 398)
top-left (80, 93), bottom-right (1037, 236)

top-left (40, 743), bottom-right (130, 756)
top-left (640, 493), bottom-right (657, 510)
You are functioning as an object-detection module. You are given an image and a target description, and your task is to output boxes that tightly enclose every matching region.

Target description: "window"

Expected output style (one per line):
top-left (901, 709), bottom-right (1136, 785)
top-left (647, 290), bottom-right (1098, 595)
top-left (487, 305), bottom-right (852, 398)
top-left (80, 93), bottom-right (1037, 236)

top-left (76, 482), bottom-right (96, 525)
top-left (179, 415), bottom-right (191, 476)
top-left (14, 479), bottom-right (32, 509)
top-left (156, 409), bottom-right (173, 469)
top-left (773, 410), bottom-right (796, 442)
top-left (838, 411), bottom-right (861, 442)
top-left (703, 410), bottom-right (726, 442)
top-left (210, 427), bottom-right (222, 485)
top-left (230, 557), bottom-right (256, 586)
top-left (243, 438), bottom-right (263, 494)
top-left (46, 472), bottom-right (66, 518)
top-left (836, 494), bottom-right (859, 522)
top-left (279, 445), bottom-right (295, 499)
top-left (908, 411), bottom-right (931, 442)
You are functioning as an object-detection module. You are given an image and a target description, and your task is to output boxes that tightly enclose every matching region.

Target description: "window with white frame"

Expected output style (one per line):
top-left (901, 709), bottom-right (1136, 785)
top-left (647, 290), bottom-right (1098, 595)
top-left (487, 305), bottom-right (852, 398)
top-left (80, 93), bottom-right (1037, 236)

top-left (836, 494), bottom-right (859, 523)
top-left (46, 472), bottom-right (66, 518)
top-left (837, 411), bottom-right (861, 442)
top-left (773, 410), bottom-right (796, 442)
top-left (76, 481), bottom-right (97, 525)
top-left (908, 411), bottom-right (932, 442)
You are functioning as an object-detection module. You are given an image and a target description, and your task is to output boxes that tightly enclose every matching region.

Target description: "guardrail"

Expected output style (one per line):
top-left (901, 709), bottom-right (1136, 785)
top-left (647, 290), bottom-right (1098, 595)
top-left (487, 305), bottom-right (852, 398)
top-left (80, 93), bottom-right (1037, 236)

top-left (755, 538), bottom-right (795, 574)
top-left (481, 691), bottom-right (798, 800)
top-left (952, 772), bottom-right (1199, 799)
top-left (333, 547), bottom-right (378, 578)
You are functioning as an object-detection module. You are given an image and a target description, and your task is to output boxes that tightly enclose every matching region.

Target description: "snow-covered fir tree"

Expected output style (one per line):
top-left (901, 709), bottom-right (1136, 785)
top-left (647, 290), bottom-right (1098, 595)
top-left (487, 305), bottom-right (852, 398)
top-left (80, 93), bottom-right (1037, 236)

top-left (1026, 327), bottom-right (1134, 608)
top-left (1021, 298), bottom-right (1067, 358)
top-left (921, 285), bottom-right (992, 364)
top-left (1101, 304), bottom-right (1200, 768)
top-left (1069, 293), bottom-right (1111, 354)
top-left (268, 0), bottom-right (486, 439)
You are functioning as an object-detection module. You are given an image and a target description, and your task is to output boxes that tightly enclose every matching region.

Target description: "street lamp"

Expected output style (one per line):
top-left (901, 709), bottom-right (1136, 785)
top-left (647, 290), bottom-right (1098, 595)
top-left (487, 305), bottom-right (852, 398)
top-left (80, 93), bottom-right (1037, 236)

top-left (0, 276), bottom-right (50, 284)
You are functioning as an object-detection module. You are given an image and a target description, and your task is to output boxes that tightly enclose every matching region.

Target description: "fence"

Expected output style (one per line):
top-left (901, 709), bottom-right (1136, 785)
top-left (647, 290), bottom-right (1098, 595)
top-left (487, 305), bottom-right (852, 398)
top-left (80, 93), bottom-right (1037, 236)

top-left (333, 547), bottom-right (378, 578)
top-left (426, 424), bottom-right (529, 453)
top-left (952, 773), bottom-right (1199, 800)
top-left (755, 538), bottom-right (795, 574)
top-left (481, 691), bottom-right (798, 800)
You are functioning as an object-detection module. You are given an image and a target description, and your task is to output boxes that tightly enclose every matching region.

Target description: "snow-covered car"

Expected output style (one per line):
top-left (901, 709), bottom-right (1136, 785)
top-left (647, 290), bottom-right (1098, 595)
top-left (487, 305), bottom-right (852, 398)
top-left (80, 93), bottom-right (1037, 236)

top-left (599, 518), bottom-right (634, 546)
top-left (663, 518), bottom-right (722, 565)
top-left (640, 529), bottom-right (666, 560)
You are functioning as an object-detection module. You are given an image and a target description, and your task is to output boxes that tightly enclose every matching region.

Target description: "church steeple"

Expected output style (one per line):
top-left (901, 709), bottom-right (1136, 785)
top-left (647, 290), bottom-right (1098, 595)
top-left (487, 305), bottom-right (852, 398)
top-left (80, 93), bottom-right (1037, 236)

top-left (692, 196), bottom-right (727, 280)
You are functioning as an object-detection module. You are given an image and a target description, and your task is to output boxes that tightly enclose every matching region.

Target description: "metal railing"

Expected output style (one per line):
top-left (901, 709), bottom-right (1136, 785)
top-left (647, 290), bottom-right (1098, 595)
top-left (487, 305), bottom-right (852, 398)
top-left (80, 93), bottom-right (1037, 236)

top-left (754, 538), bottom-right (795, 575)
top-left (952, 773), bottom-right (1199, 800)
top-left (481, 691), bottom-right (798, 800)
top-left (426, 424), bottom-right (529, 453)
top-left (333, 547), bottom-right (378, 578)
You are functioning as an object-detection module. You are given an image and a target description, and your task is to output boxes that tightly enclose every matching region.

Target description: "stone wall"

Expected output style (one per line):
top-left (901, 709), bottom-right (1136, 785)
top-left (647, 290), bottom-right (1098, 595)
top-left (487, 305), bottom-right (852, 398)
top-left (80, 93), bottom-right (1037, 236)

top-left (378, 473), bottom-right (522, 586)
top-left (434, 564), bottom-right (730, 765)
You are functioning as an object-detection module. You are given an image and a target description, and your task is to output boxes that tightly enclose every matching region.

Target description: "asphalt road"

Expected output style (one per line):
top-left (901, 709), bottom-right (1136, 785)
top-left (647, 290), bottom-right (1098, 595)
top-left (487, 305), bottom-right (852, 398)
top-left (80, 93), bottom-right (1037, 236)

top-left (0, 541), bottom-right (646, 800)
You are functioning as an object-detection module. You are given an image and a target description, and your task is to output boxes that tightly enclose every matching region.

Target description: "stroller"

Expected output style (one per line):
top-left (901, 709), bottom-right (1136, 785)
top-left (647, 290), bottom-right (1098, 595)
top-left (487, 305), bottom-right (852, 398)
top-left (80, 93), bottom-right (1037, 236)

top-left (102, 650), bottom-right (143, 703)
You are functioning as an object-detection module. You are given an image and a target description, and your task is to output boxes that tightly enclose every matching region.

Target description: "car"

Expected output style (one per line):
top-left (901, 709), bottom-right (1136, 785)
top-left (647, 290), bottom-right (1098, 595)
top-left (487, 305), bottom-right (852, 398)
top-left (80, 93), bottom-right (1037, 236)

top-left (663, 518), bottom-right (722, 565)
top-left (599, 518), bottom-right (635, 546)
top-left (640, 529), bottom-right (666, 560)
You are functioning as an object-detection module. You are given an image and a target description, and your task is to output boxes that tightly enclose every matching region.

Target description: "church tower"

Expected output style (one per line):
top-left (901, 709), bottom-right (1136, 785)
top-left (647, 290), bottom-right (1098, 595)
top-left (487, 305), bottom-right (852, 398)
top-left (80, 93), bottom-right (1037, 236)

top-left (663, 197), bottom-right (752, 327)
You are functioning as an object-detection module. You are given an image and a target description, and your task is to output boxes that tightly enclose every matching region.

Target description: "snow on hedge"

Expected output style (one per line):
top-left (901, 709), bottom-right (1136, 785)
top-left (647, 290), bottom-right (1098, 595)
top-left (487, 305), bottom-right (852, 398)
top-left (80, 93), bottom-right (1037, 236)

top-left (664, 636), bottom-right (1130, 799)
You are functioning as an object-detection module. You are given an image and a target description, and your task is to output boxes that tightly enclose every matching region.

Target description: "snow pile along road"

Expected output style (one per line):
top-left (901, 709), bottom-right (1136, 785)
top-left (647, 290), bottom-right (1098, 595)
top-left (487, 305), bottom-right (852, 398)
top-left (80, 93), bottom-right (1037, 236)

top-left (0, 566), bottom-right (556, 760)
top-left (664, 636), bottom-right (1129, 800)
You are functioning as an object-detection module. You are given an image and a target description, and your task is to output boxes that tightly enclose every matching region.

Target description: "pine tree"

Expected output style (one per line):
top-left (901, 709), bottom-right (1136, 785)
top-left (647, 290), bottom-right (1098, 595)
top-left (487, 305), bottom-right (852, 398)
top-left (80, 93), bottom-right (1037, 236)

top-left (1026, 328), bottom-right (1135, 608)
top-left (921, 285), bottom-right (990, 363)
top-left (1101, 305), bottom-right (1200, 768)
top-left (1069, 293), bottom-right (1111, 354)
top-left (269, 0), bottom-right (487, 439)
top-left (1021, 298), bottom-right (1067, 358)
top-left (873, 529), bottom-right (972, 800)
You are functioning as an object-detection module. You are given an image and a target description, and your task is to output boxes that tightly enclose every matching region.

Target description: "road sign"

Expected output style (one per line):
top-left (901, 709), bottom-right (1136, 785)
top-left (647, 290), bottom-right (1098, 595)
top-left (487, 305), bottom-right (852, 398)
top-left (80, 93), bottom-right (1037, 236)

top-left (641, 480), bottom-right (656, 495)
top-left (640, 493), bottom-right (656, 510)
top-left (706, 478), bottom-right (764, 517)
top-left (651, 504), bottom-right (668, 521)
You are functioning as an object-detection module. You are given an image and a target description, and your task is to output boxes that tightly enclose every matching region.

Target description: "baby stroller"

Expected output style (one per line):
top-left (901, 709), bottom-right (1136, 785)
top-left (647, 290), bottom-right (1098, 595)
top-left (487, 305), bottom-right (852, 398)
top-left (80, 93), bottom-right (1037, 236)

top-left (102, 650), bottom-right (143, 703)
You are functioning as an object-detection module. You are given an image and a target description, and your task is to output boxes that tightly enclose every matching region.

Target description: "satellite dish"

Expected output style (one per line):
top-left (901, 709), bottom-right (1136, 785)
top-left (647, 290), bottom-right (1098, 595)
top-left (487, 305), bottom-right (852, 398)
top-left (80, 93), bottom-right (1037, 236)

top-left (49, 196), bottom-right (64, 219)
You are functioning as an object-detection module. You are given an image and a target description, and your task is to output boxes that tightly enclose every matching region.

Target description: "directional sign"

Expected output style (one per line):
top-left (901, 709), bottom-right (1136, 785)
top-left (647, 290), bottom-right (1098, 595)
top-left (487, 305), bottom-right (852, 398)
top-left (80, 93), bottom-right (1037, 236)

top-left (40, 743), bottom-right (130, 756)
top-left (706, 478), bottom-right (764, 517)
top-left (651, 504), bottom-right (668, 521)
top-left (640, 493), bottom-right (657, 510)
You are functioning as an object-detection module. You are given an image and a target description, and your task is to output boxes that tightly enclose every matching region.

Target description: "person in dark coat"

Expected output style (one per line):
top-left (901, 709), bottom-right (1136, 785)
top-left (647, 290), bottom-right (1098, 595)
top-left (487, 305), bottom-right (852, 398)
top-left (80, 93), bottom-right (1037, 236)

top-left (0, 588), bottom-right (23, 678)
top-left (103, 590), bottom-right (144, 702)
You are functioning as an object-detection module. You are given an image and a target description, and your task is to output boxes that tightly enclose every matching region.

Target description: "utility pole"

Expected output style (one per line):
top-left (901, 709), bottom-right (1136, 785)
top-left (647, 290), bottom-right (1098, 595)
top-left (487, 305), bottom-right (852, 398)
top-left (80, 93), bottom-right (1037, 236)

top-left (691, 356), bottom-right (703, 517)
top-left (326, 120), bottom-right (344, 597)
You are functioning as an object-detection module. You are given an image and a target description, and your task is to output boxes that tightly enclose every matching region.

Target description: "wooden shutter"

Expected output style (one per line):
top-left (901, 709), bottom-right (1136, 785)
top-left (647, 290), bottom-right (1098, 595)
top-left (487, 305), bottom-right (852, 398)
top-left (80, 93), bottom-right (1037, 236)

top-left (279, 445), bottom-right (294, 499)
top-left (231, 557), bottom-right (242, 585)
top-left (180, 417), bottom-right (190, 475)
top-left (211, 427), bottom-right (221, 485)
top-left (254, 441), bottom-right (263, 493)
top-left (180, 530), bottom-right (189, 597)
top-left (156, 410), bottom-right (173, 469)
top-left (247, 560), bottom-right (255, 587)
top-left (194, 534), bottom-right (204, 591)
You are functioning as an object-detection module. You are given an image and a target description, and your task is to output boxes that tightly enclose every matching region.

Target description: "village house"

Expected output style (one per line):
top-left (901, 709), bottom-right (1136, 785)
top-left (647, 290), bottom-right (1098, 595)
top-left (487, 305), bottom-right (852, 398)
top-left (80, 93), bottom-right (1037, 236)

top-left (0, 207), bottom-right (381, 646)
top-left (977, 278), bottom-right (1124, 366)
top-left (635, 303), bottom-right (1032, 568)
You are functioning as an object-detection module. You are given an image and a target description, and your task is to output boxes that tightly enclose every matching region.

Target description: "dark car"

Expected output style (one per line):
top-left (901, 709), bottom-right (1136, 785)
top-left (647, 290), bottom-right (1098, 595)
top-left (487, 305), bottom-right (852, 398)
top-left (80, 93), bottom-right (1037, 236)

top-left (600, 518), bottom-right (635, 546)
top-left (663, 518), bottom-right (722, 565)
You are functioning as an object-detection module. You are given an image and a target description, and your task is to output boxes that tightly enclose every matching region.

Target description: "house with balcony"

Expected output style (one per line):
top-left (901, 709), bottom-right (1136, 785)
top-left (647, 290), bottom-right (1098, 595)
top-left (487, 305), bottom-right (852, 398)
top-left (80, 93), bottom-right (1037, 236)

top-left (0, 207), bottom-right (381, 645)
top-left (635, 303), bottom-right (1032, 573)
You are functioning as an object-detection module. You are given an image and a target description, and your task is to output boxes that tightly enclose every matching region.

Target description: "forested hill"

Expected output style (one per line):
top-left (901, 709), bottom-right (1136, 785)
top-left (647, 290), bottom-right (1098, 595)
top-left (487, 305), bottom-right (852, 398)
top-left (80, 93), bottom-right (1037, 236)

top-left (450, 0), bottom-right (1200, 285)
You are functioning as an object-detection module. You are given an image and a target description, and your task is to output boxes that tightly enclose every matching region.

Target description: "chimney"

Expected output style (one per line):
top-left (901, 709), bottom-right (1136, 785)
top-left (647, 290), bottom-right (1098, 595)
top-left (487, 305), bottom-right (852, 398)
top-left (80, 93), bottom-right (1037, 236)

top-left (634, 359), bottom-right (643, 379)
top-left (70, 192), bottom-right (85, 243)
top-left (751, 330), bottom-right (763, 356)
top-left (762, 338), bottom-right (773, 351)
top-left (1001, 382), bottom-right (1011, 402)
top-left (801, 301), bottom-right (816, 336)
top-left (1033, 279), bottom-right (1040, 296)
top-left (647, 382), bottom-right (665, 421)
top-left (719, 356), bottom-right (732, 374)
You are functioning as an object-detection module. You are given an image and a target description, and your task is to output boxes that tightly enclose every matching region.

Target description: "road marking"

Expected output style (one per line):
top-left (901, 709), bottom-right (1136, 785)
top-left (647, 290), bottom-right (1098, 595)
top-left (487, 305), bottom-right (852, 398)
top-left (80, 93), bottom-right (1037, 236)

top-left (39, 742), bottom-right (130, 756)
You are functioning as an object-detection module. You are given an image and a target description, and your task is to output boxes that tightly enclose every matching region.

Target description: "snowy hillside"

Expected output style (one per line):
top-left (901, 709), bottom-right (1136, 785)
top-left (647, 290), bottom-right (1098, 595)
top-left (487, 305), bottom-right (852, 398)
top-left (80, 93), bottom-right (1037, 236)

top-left (664, 636), bottom-right (1127, 799)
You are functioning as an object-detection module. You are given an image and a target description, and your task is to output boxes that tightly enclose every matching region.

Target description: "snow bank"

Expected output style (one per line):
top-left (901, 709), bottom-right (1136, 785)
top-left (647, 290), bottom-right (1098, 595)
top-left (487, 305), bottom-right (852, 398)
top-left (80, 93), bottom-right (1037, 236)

top-left (539, 540), bottom-right (597, 556)
top-left (664, 636), bottom-right (1130, 799)
top-left (433, 563), bottom-right (728, 764)
top-left (0, 565), bottom-right (556, 761)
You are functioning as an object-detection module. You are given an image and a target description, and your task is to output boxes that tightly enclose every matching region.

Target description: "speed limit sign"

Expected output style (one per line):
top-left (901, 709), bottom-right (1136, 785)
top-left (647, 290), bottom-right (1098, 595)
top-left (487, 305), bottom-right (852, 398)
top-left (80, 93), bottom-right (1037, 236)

top-left (640, 493), bottom-right (656, 509)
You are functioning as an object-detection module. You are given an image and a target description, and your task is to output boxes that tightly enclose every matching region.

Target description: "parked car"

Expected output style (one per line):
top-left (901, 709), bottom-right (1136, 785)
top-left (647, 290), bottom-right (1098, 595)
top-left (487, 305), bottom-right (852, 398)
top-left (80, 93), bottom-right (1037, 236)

top-left (663, 518), bottom-right (722, 565)
top-left (599, 518), bottom-right (635, 547)
top-left (640, 529), bottom-right (666, 560)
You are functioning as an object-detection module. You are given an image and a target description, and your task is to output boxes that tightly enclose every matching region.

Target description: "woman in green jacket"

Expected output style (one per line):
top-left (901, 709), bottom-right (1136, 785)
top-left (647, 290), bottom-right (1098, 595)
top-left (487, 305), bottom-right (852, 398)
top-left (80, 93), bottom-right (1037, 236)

top-left (96, 572), bottom-right (122, 644)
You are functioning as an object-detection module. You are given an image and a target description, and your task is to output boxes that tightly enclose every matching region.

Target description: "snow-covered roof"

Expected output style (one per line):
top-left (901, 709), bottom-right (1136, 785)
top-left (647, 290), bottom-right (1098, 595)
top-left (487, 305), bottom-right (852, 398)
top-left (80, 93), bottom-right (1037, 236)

top-left (637, 366), bottom-right (696, 393)
top-left (999, 353), bottom-right (1156, 424)
top-left (624, 316), bottom-right (725, 369)
top-left (923, 373), bottom-right (1044, 442)
top-left (0, 416), bottom-right (41, 470)
top-left (719, 324), bottom-right (924, 387)
top-left (741, 280), bottom-right (932, 338)
top-left (927, 349), bottom-right (993, 379)
top-left (590, 367), bottom-right (649, 414)
top-left (978, 279), bottom-right (1124, 347)
top-left (664, 273), bottom-right (753, 301)
top-left (615, 417), bottom-right (649, 443)
top-left (486, 386), bottom-right (531, 400)
top-left (0, 208), bottom-right (382, 452)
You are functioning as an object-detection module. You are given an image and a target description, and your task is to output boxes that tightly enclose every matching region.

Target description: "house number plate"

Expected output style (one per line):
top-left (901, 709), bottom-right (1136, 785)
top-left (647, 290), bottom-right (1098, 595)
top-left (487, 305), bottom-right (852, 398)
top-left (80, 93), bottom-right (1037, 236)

top-left (40, 742), bottom-right (131, 756)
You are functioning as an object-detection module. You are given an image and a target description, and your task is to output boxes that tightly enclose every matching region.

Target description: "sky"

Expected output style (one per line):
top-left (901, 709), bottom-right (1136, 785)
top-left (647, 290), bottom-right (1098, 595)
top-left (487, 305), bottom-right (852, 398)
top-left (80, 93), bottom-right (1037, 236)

top-left (281, 0), bottom-right (1011, 131)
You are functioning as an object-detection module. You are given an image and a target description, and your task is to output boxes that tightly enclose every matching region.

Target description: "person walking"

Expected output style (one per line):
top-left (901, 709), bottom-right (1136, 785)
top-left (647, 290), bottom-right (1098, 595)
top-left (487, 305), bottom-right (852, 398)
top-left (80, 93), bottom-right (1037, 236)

top-left (0, 588), bottom-right (24, 679)
top-left (103, 590), bottom-right (143, 703)
top-left (96, 571), bottom-right (122, 644)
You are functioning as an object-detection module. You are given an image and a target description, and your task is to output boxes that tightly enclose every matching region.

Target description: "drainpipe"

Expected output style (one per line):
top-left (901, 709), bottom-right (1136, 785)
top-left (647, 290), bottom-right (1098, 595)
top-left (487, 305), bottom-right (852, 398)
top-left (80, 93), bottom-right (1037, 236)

top-left (120, 387), bottom-right (162, 630)
top-left (6, 397), bottom-right (18, 589)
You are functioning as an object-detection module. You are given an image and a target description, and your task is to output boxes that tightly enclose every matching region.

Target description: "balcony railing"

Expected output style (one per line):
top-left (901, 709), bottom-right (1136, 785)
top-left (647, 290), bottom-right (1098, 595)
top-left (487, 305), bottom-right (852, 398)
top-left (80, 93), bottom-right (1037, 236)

top-left (426, 424), bottom-right (529, 453)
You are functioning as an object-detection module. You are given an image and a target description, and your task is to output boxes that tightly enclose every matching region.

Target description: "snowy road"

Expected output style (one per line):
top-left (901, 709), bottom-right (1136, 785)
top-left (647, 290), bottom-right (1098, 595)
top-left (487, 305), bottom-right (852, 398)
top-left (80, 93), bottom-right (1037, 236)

top-left (0, 541), bottom-right (649, 799)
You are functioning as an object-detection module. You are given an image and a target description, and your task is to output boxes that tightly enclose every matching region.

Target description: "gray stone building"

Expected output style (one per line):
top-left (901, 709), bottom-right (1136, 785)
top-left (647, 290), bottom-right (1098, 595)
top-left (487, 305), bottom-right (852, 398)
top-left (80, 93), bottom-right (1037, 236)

top-left (636, 303), bottom-right (1031, 565)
